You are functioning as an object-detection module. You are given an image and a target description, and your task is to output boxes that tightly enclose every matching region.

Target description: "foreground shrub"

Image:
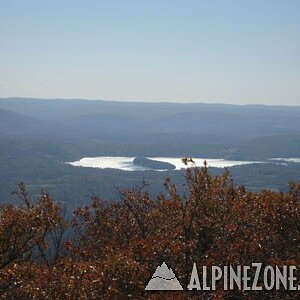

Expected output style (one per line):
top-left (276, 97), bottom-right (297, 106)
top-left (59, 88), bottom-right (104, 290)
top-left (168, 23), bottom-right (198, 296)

top-left (1, 165), bottom-right (300, 299)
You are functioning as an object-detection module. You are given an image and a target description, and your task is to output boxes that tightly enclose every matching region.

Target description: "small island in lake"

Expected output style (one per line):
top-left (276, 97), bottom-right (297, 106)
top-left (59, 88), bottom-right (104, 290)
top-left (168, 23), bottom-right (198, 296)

top-left (133, 157), bottom-right (176, 170)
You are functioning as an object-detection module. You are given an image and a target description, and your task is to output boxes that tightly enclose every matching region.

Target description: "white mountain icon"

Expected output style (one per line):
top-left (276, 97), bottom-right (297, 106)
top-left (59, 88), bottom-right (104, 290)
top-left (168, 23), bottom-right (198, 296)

top-left (145, 262), bottom-right (183, 290)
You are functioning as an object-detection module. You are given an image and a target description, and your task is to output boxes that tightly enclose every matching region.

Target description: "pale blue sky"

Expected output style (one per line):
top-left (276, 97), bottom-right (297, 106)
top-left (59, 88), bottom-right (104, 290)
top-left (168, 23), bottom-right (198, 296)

top-left (0, 0), bottom-right (299, 104)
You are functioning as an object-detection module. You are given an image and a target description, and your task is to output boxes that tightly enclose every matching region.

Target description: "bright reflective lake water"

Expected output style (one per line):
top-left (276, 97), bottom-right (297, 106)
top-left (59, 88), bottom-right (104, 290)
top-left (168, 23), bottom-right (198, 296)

top-left (66, 156), bottom-right (264, 171)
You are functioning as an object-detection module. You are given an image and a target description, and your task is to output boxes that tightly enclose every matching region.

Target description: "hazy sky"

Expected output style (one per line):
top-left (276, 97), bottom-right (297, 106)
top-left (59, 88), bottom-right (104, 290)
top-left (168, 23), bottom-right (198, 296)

top-left (0, 0), bottom-right (299, 105)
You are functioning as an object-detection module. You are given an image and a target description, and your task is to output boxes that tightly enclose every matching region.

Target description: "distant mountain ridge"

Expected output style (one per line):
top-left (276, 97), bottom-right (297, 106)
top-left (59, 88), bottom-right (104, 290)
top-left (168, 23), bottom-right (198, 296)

top-left (0, 97), bottom-right (299, 209)
top-left (0, 97), bottom-right (299, 160)
top-left (1, 97), bottom-right (300, 140)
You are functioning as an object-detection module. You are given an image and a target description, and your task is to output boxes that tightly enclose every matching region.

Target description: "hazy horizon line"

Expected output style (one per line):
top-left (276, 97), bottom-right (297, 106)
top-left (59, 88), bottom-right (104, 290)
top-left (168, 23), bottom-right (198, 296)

top-left (1, 96), bottom-right (299, 107)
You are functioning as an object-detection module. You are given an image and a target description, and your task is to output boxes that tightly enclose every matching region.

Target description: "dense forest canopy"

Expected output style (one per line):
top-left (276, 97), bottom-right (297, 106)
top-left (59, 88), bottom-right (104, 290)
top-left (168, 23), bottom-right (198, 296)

top-left (0, 165), bottom-right (300, 298)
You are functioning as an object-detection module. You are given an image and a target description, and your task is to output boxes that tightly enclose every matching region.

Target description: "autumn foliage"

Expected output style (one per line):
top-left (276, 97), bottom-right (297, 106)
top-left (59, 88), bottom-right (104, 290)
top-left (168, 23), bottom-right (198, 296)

top-left (1, 164), bottom-right (300, 299)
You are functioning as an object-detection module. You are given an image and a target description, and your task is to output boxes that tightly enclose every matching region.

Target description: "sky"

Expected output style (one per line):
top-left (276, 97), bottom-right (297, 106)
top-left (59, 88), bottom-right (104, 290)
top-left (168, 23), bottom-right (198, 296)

top-left (0, 0), bottom-right (299, 105)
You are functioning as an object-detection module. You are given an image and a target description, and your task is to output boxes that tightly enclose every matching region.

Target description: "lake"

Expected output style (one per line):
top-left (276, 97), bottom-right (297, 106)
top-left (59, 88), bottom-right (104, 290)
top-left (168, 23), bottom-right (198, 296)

top-left (66, 156), bottom-right (264, 171)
